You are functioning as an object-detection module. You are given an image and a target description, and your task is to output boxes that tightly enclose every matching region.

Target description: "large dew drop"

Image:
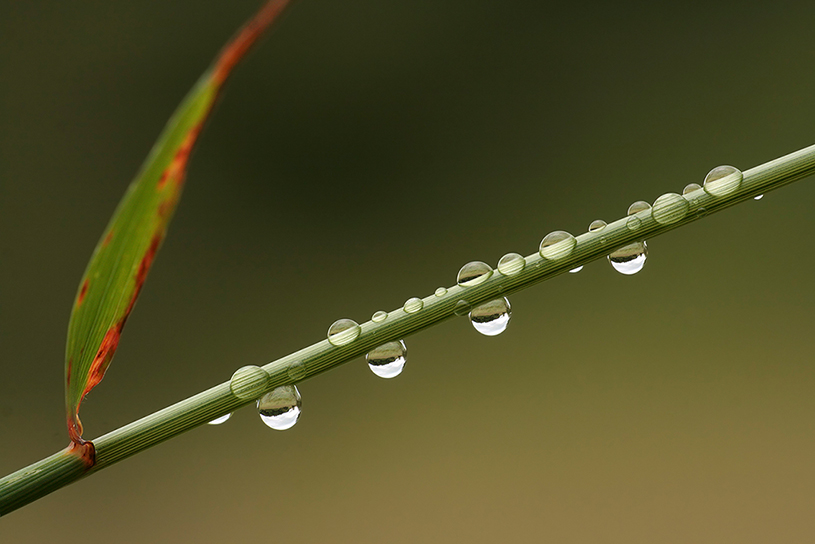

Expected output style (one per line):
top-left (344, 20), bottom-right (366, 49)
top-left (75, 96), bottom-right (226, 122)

top-left (497, 253), bottom-right (525, 276)
top-left (327, 318), bottom-right (361, 346)
top-left (457, 261), bottom-right (493, 287)
top-left (704, 165), bottom-right (742, 196)
top-left (403, 297), bottom-right (423, 313)
top-left (469, 297), bottom-right (511, 336)
top-left (539, 231), bottom-right (576, 260)
top-left (208, 413), bottom-right (232, 425)
top-left (230, 365), bottom-right (271, 400)
top-left (258, 385), bottom-right (301, 430)
top-left (683, 183), bottom-right (702, 195)
top-left (608, 241), bottom-right (648, 275)
top-left (434, 287), bottom-right (448, 297)
top-left (372, 311), bottom-right (387, 323)
top-left (366, 340), bottom-right (407, 379)
top-left (588, 220), bottom-right (607, 232)
top-left (652, 193), bottom-right (689, 225)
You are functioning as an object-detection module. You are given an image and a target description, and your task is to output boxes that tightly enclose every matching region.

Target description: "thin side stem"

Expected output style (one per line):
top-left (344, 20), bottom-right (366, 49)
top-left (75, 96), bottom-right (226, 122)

top-left (2, 143), bottom-right (814, 515)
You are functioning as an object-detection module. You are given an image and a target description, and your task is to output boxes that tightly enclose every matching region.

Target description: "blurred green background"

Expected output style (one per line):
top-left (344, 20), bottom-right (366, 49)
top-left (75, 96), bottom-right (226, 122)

top-left (2, 1), bottom-right (815, 542)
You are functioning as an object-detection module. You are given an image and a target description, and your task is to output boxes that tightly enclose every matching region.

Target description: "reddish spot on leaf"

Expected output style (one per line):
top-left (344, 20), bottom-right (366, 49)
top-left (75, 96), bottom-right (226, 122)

top-left (77, 280), bottom-right (89, 307)
top-left (102, 230), bottom-right (114, 247)
top-left (67, 358), bottom-right (72, 387)
top-left (82, 325), bottom-right (122, 402)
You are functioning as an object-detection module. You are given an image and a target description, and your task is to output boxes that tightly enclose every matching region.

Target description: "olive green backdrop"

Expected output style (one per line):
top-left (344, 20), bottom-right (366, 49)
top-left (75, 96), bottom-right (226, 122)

top-left (2, 1), bottom-right (815, 542)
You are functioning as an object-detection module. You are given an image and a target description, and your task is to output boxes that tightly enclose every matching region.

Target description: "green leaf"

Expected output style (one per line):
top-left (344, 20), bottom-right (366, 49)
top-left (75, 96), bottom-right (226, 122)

top-left (64, 0), bottom-right (293, 446)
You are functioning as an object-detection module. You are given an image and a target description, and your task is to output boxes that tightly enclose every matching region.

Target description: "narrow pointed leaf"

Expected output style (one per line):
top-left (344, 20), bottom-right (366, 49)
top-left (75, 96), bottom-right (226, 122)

top-left (65, 0), bottom-right (293, 445)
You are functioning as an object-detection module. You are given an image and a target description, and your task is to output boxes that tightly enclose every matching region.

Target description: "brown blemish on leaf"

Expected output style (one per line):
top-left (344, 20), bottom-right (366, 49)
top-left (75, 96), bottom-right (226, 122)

top-left (67, 439), bottom-right (96, 469)
top-left (77, 279), bottom-right (89, 307)
top-left (102, 230), bottom-right (114, 247)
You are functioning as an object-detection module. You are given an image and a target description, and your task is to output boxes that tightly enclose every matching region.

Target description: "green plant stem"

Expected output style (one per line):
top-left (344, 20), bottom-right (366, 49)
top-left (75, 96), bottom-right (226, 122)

top-left (2, 143), bottom-right (815, 515)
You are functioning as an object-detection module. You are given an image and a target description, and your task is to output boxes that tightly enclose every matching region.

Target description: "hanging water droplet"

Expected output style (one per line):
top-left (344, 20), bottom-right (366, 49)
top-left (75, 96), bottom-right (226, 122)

top-left (683, 183), bottom-right (702, 195)
top-left (454, 300), bottom-right (472, 317)
top-left (258, 385), bottom-right (301, 430)
top-left (539, 231), bottom-right (576, 260)
top-left (497, 253), bottom-right (525, 276)
top-left (588, 220), bottom-right (607, 232)
top-left (457, 261), bottom-right (493, 287)
top-left (434, 287), bottom-right (448, 297)
top-left (372, 310), bottom-right (387, 323)
top-left (327, 318), bottom-right (361, 346)
top-left (754, 194), bottom-right (764, 200)
top-left (704, 165), bottom-right (742, 196)
top-left (608, 241), bottom-right (648, 275)
top-left (403, 297), bottom-right (423, 313)
top-left (569, 266), bottom-right (583, 273)
top-left (208, 413), bottom-right (232, 425)
top-left (287, 360), bottom-right (307, 381)
top-left (366, 340), bottom-right (407, 379)
top-left (230, 365), bottom-right (271, 400)
top-left (652, 193), bottom-right (689, 225)
top-left (628, 201), bottom-right (651, 215)
top-left (469, 298), bottom-right (511, 336)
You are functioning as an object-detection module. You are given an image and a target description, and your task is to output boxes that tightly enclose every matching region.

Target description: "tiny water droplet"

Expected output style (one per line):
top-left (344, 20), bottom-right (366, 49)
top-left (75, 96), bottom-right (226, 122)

top-left (366, 340), bottom-right (407, 379)
top-left (588, 220), bottom-right (607, 232)
top-left (539, 231), bottom-right (576, 260)
top-left (695, 207), bottom-right (708, 219)
top-left (628, 201), bottom-right (651, 215)
top-left (754, 194), bottom-right (764, 200)
top-left (372, 310), bottom-right (387, 323)
top-left (497, 253), bottom-right (525, 276)
top-left (652, 193), bottom-right (689, 225)
top-left (403, 297), bottom-right (423, 313)
top-left (327, 318), bottom-right (361, 346)
top-left (434, 287), bottom-right (448, 297)
top-left (454, 300), bottom-right (472, 317)
top-left (626, 216), bottom-right (642, 231)
top-left (569, 266), bottom-right (583, 273)
top-left (208, 413), bottom-right (232, 425)
top-left (287, 360), bottom-right (307, 381)
top-left (230, 365), bottom-right (270, 400)
top-left (258, 385), bottom-right (301, 430)
top-left (457, 261), bottom-right (493, 287)
top-left (683, 183), bottom-right (702, 195)
top-left (608, 241), bottom-right (648, 275)
top-left (704, 165), bottom-right (742, 196)
top-left (469, 298), bottom-right (511, 336)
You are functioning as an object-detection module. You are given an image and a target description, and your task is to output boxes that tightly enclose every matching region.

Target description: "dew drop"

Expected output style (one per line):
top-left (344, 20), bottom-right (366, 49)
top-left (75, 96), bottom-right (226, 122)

top-left (652, 193), bottom-right (689, 225)
top-left (626, 216), bottom-right (642, 231)
top-left (287, 360), bottom-right (307, 381)
top-left (457, 261), bottom-right (493, 287)
top-left (608, 241), bottom-right (648, 275)
top-left (404, 297), bottom-right (423, 313)
top-left (372, 310), bottom-right (387, 323)
top-left (497, 252), bottom-right (525, 276)
top-left (539, 231), bottom-right (576, 260)
top-left (704, 165), bottom-right (742, 196)
top-left (366, 340), bottom-right (407, 379)
top-left (683, 183), bottom-right (702, 195)
top-left (469, 298), bottom-right (512, 336)
top-left (327, 318), bottom-right (361, 346)
top-left (230, 365), bottom-right (270, 400)
top-left (434, 287), bottom-right (448, 297)
top-left (454, 300), bottom-right (472, 317)
top-left (208, 413), bottom-right (232, 425)
top-left (258, 385), bottom-right (301, 430)
top-left (754, 194), bottom-right (764, 200)
top-left (628, 201), bottom-right (651, 215)
top-left (588, 220), bottom-right (607, 232)
top-left (569, 266), bottom-right (583, 273)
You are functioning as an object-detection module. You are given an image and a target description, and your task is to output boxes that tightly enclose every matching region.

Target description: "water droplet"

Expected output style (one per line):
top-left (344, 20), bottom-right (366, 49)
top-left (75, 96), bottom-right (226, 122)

top-left (683, 183), bottom-right (702, 195)
top-left (588, 220), bottom-right (607, 232)
top-left (208, 413), bottom-right (232, 425)
top-left (608, 241), bottom-right (648, 275)
top-left (403, 297), bottom-right (423, 313)
top-left (539, 231), bottom-right (576, 260)
top-left (230, 365), bottom-right (270, 400)
top-left (704, 165), bottom-right (742, 196)
top-left (695, 207), bottom-right (708, 219)
top-left (454, 300), bottom-right (472, 317)
top-left (434, 287), bottom-right (448, 297)
top-left (469, 298), bottom-right (511, 336)
top-left (372, 310), bottom-right (387, 323)
top-left (457, 261), bottom-right (493, 287)
top-left (628, 201), bottom-right (651, 215)
top-left (496, 252), bottom-right (525, 275)
top-left (754, 194), bottom-right (764, 200)
top-left (652, 193), bottom-right (689, 225)
top-left (258, 385), bottom-right (301, 430)
top-left (569, 266), bottom-right (583, 273)
top-left (327, 318), bottom-right (361, 346)
top-left (626, 216), bottom-right (642, 231)
top-left (287, 360), bottom-right (307, 381)
top-left (366, 340), bottom-right (407, 379)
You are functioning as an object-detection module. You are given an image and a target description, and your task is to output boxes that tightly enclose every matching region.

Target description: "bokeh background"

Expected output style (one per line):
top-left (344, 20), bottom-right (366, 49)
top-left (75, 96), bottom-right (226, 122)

top-left (2, 1), bottom-right (815, 542)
